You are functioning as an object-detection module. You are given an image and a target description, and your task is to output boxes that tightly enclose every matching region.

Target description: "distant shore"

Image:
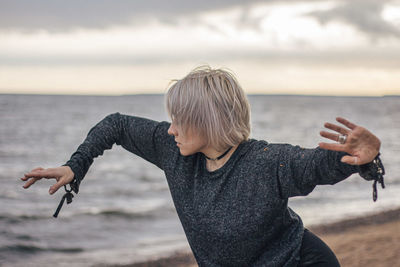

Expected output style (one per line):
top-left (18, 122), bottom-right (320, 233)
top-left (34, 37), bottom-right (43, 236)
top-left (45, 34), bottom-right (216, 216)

top-left (109, 207), bottom-right (400, 267)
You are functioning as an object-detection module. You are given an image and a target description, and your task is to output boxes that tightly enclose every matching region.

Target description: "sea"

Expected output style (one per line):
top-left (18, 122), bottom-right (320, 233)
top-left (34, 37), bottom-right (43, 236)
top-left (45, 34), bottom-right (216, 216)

top-left (1, 94), bottom-right (399, 267)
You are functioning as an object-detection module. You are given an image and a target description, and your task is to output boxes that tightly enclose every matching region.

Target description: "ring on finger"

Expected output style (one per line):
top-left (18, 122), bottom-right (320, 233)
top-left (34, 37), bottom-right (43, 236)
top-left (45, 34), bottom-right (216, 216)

top-left (338, 134), bottom-right (347, 144)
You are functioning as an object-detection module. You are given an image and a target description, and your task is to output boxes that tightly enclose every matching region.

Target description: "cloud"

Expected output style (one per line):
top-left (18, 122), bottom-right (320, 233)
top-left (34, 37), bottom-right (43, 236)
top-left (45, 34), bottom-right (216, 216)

top-left (306, 0), bottom-right (400, 39)
top-left (2, 0), bottom-right (398, 42)
top-left (0, 0), bottom-right (339, 32)
top-left (0, 0), bottom-right (269, 32)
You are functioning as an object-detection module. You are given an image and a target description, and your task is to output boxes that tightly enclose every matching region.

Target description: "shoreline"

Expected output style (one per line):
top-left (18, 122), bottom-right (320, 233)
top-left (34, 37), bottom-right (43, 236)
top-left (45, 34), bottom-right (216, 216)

top-left (110, 207), bottom-right (400, 267)
top-left (308, 207), bottom-right (400, 235)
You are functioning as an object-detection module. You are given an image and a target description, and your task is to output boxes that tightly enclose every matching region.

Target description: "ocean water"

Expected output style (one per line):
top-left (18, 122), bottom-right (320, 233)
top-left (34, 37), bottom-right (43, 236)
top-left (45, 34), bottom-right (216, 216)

top-left (1, 94), bottom-right (399, 267)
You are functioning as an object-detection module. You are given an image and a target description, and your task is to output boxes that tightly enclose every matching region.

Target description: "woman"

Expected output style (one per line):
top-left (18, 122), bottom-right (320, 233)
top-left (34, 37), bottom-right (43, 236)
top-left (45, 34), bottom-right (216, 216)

top-left (21, 66), bottom-right (384, 266)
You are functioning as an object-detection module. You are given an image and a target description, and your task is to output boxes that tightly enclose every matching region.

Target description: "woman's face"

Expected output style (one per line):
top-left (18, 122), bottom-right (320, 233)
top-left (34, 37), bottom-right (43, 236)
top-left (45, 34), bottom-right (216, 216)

top-left (167, 121), bottom-right (207, 156)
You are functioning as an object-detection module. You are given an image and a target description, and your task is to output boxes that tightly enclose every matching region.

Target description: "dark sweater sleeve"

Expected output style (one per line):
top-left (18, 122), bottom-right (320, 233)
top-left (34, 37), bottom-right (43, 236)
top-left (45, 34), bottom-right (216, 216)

top-left (64, 112), bottom-right (172, 187)
top-left (275, 144), bottom-right (359, 198)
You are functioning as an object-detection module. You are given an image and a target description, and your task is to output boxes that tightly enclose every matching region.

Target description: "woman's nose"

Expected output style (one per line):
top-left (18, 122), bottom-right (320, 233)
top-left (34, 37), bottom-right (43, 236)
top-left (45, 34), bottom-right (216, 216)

top-left (168, 124), bottom-right (178, 136)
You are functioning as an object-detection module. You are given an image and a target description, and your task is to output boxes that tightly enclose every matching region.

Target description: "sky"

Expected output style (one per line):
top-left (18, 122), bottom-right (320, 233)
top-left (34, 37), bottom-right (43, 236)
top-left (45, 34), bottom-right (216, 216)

top-left (0, 0), bottom-right (400, 96)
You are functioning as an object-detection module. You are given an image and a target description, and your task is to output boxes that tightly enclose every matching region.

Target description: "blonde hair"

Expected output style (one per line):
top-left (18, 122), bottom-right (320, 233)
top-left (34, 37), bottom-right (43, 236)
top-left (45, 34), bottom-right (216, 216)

top-left (166, 65), bottom-right (251, 151)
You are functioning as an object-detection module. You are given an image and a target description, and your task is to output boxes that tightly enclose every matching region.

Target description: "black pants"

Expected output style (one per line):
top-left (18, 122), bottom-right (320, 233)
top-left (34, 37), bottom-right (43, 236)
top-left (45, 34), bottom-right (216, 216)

top-left (297, 229), bottom-right (340, 267)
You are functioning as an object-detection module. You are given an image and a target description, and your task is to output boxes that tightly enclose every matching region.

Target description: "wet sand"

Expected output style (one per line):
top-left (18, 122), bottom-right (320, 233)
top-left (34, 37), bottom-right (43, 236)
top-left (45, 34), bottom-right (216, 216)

top-left (112, 207), bottom-right (400, 267)
top-left (310, 208), bottom-right (400, 267)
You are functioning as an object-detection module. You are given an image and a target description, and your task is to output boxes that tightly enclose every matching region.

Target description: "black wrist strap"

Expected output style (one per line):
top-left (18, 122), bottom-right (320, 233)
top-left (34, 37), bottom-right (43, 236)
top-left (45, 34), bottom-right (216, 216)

top-left (359, 153), bottom-right (385, 202)
top-left (53, 178), bottom-right (79, 218)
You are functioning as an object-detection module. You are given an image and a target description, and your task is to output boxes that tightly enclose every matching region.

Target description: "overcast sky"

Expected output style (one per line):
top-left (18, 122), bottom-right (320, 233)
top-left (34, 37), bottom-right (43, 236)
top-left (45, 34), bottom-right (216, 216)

top-left (0, 0), bottom-right (399, 95)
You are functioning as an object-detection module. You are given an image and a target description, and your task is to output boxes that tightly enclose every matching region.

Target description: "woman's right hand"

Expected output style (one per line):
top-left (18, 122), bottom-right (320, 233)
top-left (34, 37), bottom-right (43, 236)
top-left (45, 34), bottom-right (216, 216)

top-left (21, 166), bottom-right (75, 195)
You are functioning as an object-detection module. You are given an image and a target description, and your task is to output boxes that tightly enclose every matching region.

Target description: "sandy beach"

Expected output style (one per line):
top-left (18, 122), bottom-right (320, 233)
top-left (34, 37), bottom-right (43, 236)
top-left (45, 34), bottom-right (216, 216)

top-left (111, 207), bottom-right (400, 267)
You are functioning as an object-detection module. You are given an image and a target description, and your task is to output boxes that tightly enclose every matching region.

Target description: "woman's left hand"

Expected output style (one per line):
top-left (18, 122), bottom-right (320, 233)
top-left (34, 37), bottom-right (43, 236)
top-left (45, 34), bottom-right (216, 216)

top-left (319, 117), bottom-right (381, 165)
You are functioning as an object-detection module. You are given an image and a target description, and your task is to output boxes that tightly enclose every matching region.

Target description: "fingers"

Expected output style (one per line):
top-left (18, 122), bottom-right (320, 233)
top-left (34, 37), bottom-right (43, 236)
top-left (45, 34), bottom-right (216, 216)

top-left (21, 166), bottom-right (74, 194)
top-left (336, 117), bottom-right (357, 130)
top-left (324, 122), bottom-right (349, 135)
top-left (49, 170), bottom-right (75, 195)
top-left (21, 167), bottom-right (58, 189)
top-left (22, 177), bottom-right (42, 189)
top-left (21, 167), bottom-right (44, 181)
top-left (49, 178), bottom-right (66, 195)
top-left (320, 131), bottom-right (340, 142)
top-left (319, 142), bottom-right (360, 165)
top-left (340, 155), bottom-right (360, 165)
top-left (318, 142), bottom-right (345, 152)
top-left (319, 130), bottom-right (347, 151)
top-left (323, 117), bottom-right (358, 135)
top-left (23, 168), bottom-right (59, 179)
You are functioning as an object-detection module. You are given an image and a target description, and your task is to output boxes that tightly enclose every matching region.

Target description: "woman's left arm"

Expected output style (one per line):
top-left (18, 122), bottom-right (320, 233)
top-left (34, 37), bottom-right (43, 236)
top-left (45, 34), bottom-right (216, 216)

top-left (276, 117), bottom-right (384, 199)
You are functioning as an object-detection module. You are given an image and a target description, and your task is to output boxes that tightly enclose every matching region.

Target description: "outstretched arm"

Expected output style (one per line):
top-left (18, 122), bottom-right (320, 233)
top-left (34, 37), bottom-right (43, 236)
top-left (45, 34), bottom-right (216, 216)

top-left (21, 113), bottom-right (173, 195)
top-left (276, 117), bottom-right (382, 199)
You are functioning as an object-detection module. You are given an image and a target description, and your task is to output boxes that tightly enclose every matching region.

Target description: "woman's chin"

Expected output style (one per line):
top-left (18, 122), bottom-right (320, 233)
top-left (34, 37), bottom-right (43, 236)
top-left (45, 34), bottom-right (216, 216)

top-left (179, 150), bottom-right (190, 156)
top-left (179, 148), bottom-right (195, 156)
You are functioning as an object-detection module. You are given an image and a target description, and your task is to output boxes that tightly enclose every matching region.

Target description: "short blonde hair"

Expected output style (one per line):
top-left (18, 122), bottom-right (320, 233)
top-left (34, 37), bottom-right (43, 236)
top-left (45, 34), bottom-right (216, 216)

top-left (166, 65), bottom-right (251, 151)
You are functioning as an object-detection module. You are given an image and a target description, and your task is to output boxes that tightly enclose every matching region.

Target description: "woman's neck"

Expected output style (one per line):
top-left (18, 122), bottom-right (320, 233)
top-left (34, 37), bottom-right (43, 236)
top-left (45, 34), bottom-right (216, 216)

top-left (203, 144), bottom-right (239, 172)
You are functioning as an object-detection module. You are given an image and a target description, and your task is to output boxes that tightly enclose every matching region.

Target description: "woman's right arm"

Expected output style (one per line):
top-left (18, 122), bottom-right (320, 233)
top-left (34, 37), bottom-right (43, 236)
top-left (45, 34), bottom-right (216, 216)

top-left (21, 113), bottom-right (173, 195)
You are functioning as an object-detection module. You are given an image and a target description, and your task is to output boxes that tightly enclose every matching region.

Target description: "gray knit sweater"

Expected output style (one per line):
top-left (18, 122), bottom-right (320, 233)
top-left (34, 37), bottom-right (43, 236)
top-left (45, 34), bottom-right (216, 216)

top-left (65, 113), bottom-right (359, 267)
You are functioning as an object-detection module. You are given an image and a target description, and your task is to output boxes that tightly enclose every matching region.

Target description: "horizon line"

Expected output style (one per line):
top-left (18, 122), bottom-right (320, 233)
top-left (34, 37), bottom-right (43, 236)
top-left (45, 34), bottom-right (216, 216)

top-left (0, 92), bottom-right (399, 98)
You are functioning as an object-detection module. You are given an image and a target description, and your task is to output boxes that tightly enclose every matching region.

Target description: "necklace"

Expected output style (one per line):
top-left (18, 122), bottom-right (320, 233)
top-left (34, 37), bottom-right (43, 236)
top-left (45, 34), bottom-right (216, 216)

top-left (205, 146), bottom-right (233, 161)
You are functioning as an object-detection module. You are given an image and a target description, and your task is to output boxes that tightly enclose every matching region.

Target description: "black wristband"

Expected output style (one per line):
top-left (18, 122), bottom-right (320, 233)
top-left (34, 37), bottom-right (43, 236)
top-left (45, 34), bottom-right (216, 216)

top-left (69, 177), bottom-right (80, 194)
top-left (62, 164), bottom-right (81, 194)
top-left (53, 177), bottom-right (79, 218)
top-left (359, 153), bottom-right (385, 201)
